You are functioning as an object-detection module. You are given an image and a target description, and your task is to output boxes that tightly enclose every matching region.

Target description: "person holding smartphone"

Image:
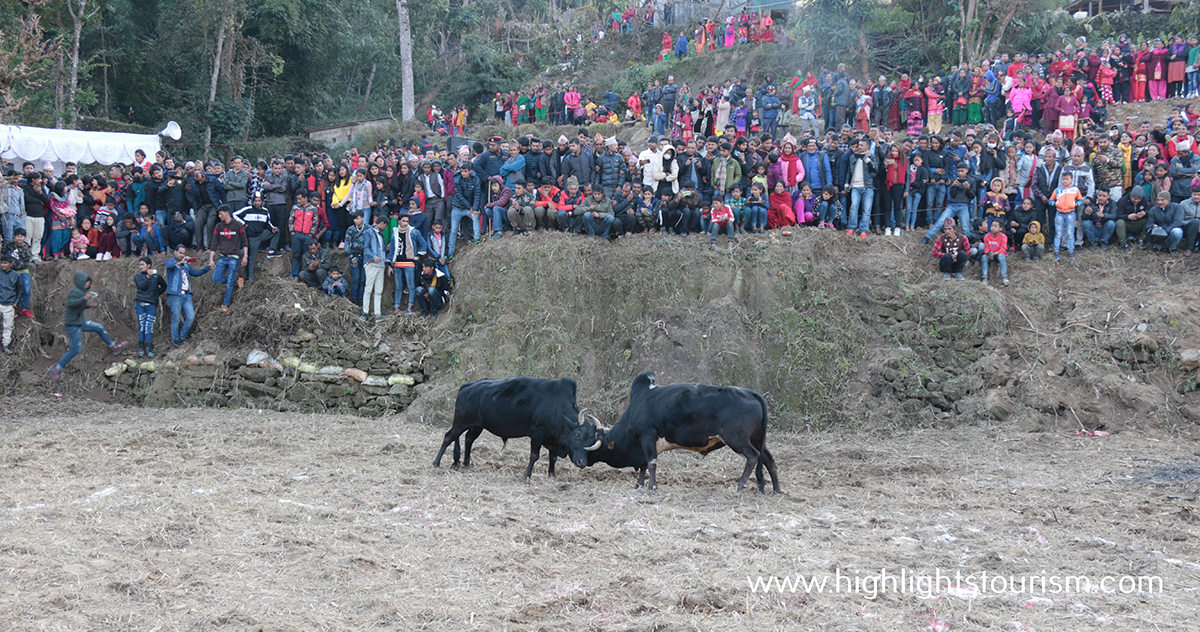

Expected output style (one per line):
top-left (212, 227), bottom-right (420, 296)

top-left (133, 256), bottom-right (166, 358)
top-left (48, 271), bottom-right (128, 384)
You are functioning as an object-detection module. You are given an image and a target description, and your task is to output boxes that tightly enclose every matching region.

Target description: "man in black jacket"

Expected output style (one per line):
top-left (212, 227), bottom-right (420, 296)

top-left (49, 271), bottom-right (128, 383)
top-left (20, 171), bottom-right (49, 261)
top-left (133, 256), bottom-right (166, 358)
top-left (143, 164), bottom-right (171, 225)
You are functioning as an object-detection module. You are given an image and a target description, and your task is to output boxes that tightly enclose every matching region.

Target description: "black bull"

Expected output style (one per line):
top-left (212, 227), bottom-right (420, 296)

top-left (588, 371), bottom-right (781, 492)
top-left (432, 377), bottom-right (602, 477)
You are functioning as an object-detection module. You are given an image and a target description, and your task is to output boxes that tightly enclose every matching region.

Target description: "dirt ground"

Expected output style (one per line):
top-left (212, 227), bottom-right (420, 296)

top-left (2, 399), bottom-right (1197, 631)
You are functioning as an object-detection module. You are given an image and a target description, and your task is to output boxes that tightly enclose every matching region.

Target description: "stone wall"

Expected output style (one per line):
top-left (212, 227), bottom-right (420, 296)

top-left (102, 329), bottom-right (427, 417)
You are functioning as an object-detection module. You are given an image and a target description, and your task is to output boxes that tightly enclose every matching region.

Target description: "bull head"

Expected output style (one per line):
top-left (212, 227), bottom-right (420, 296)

top-left (587, 414), bottom-right (609, 434)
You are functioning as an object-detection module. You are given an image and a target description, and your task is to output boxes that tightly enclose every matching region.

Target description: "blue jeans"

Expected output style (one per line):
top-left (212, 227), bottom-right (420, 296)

top-left (745, 204), bottom-right (769, 228)
top-left (17, 270), bottom-right (30, 310)
top-left (927, 183), bottom-right (947, 216)
top-left (349, 258), bottom-right (365, 304)
top-left (1053, 212), bottom-right (1076, 253)
top-left (167, 294), bottom-right (196, 344)
top-left (906, 191), bottom-right (923, 227)
top-left (135, 302), bottom-right (157, 344)
top-left (924, 203), bottom-right (972, 240)
top-left (1149, 226), bottom-right (1185, 250)
top-left (155, 210), bottom-right (168, 226)
top-left (291, 234), bottom-right (315, 277)
top-left (1188, 70), bottom-right (1200, 96)
top-left (489, 206), bottom-right (507, 234)
top-left (981, 252), bottom-right (1007, 279)
top-left (448, 207), bottom-right (479, 257)
top-left (709, 221), bottom-right (735, 242)
top-left (393, 265), bottom-right (416, 309)
top-left (583, 214), bottom-right (615, 238)
top-left (816, 201), bottom-right (837, 226)
top-left (847, 187), bottom-right (873, 233)
top-left (1082, 220), bottom-right (1115, 245)
top-left (212, 256), bottom-right (240, 306)
top-left (57, 320), bottom-right (114, 370)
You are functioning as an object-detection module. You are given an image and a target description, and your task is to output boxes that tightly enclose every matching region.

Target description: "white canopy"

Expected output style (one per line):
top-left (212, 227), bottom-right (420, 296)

top-left (0, 124), bottom-right (161, 167)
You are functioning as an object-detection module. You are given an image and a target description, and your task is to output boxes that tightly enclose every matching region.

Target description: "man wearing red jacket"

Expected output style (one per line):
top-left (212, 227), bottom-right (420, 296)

top-left (533, 177), bottom-right (561, 231)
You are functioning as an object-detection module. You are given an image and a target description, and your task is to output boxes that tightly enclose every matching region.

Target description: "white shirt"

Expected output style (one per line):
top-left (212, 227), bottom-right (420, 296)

top-left (638, 148), bottom-right (661, 187)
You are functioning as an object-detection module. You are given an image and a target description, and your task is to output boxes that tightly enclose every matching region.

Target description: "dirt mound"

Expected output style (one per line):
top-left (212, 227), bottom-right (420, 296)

top-left (6, 230), bottom-right (1200, 432)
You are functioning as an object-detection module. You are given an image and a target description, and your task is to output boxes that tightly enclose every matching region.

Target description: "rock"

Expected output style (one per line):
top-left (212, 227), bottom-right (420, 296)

top-left (237, 366), bottom-right (280, 382)
top-left (984, 390), bottom-right (1014, 421)
top-left (317, 365), bottom-right (343, 375)
top-left (124, 358), bottom-right (139, 368)
top-left (296, 330), bottom-right (317, 342)
top-left (1180, 349), bottom-right (1200, 371)
top-left (246, 350), bottom-right (270, 365)
top-left (202, 355), bottom-right (218, 365)
top-left (281, 356), bottom-right (301, 369)
top-left (1136, 323), bottom-right (1148, 332)
top-left (296, 363), bottom-right (317, 374)
top-left (363, 376), bottom-right (388, 387)
top-left (388, 383), bottom-right (411, 396)
top-left (327, 384), bottom-right (352, 398)
top-left (287, 383), bottom-right (314, 403)
top-left (387, 374), bottom-right (416, 386)
top-left (104, 363), bottom-right (127, 377)
top-left (342, 368), bottom-right (368, 382)
top-left (138, 362), bottom-right (158, 372)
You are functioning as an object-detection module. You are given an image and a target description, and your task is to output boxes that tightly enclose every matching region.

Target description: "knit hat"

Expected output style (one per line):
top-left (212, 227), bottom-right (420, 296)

top-left (566, 176), bottom-right (579, 187)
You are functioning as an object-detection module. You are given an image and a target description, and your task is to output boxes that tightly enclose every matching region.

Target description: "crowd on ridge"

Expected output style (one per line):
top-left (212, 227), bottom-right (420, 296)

top-left (4, 34), bottom-right (1200, 381)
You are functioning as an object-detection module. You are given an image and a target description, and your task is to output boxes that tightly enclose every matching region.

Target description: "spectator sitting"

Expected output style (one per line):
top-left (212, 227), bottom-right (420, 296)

top-left (322, 267), bottom-right (346, 297)
top-left (1021, 220), bottom-right (1046, 260)
top-left (298, 240), bottom-right (331, 288)
top-left (414, 258), bottom-right (449, 320)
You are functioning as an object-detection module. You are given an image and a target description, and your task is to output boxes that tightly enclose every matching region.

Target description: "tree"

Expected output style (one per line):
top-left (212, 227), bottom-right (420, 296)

top-left (0, 12), bottom-right (59, 123)
top-left (396, 0), bottom-right (415, 121)
top-left (64, 0), bottom-right (101, 129)
top-left (956, 0), bottom-right (1039, 65)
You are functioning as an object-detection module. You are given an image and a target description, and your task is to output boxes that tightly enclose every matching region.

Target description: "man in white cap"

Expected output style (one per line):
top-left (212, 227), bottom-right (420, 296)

top-left (797, 86), bottom-right (818, 136)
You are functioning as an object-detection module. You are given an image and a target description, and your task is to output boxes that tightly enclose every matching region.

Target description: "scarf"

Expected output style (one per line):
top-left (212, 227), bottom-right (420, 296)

top-left (393, 226), bottom-right (417, 263)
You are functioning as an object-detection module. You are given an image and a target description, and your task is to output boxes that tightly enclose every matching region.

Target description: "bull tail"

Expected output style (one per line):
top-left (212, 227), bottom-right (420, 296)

top-left (753, 390), bottom-right (768, 485)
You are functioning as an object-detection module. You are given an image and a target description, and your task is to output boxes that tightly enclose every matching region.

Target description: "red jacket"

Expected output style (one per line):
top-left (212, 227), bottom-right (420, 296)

top-left (884, 155), bottom-right (907, 188)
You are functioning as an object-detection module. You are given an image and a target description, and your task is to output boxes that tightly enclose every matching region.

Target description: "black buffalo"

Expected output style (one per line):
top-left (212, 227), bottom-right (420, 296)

top-left (433, 376), bottom-right (603, 477)
top-left (588, 371), bottom-right (781, 492)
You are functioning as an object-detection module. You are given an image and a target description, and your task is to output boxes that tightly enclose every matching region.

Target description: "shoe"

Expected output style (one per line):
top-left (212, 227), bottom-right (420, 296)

top-left (846, 229), bottom-right (854, 236)
top-left (374, 314), bottom-right (386, 322)
top-left (338, 242), bottom-right (346, 249)
top-left (1067, 251), bottom-right (1075, 258)
top-left (110, 341), bottom-right (128, 355)
top-left (895, 229), bottom-right (904, 236)
top-left (727, 241), bottom-right (735, 251)
top-left (1033, 255), bottom-right (1041, 261)
top-left (171, 339), bottom-right (182, 348)
top-left (981, 277), bottom-right (988, 284)
top-left (921, 237), bottom-right (931, 245)
top-left (1121, 244), bottom-right (1130, 252)
top-left (137, 342), bottom-right (145, 358)
top-left (266, 251), bottom-right (282, 258)
top-left (77, 253), bottom-right (90, 260)
top-left (2, 344), bottom-right (11, 354)
top-left (491, 231), bottom-right (503, 240)
top-left (1053, 252), bottom-right (1061, 259)
top-left (943, 273), bottom-right (952, 280)
top-left (884, 227), bottom-right (893, 236)
top-left (220, 305), bottom-right (229, 312)
top-left (405, 309), bottom-right (415, 316)
top-left (1089, 244), bottom-right (1097, 252)
top-left (1002, 277), bottom-right (1009, 286)
top-left (711, 243), bottom-right (720, 251)
top-left (236, 277), bottom-right (244, 291)
top-left (19, 309), bottom-right (33, 319)
top-left (146, 344), bottom-right (156, 359)
top-left (1100, 243), bottom-right (1109, 251)
top-left (1186, 249), bottom-right (1194, 257)
top-left (954, 273), bottom-right (965, 280)
top-left (859, 232), bottom-right (868, 239)
top-left (359, 314), bottom-right (369, 322)
top-left (1023, 253), bottom-right (1031, 260)
top-left (49, 365), bottom-right (61, 384)
top-left (429, 311), bottom-right (439, 320)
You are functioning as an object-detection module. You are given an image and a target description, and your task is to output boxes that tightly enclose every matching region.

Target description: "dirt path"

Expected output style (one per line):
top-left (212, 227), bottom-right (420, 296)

top-left (1, 403), bottom-right (1197, 631)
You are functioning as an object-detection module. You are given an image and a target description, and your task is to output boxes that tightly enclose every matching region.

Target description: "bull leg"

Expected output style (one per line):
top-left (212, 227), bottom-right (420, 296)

top-left (635, 464), bottom-right (647, 488)
top-left (547, 451), bottom-right (557, 478)
top-left (736, 446), bottom-right (761, 492)
top-left (760, 446), bottom-right (782, 493)
top-left (641, 436), bottom-right (660, 491)
top-left (461, 427), bottom-right (484, 468)
top-left (524, 435), bottom-right (544, 478)
top-left (433, 426), bottom-right (470, 468)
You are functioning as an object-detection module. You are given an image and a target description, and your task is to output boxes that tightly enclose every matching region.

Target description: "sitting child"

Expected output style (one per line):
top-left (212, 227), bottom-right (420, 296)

top-left (726, 186), bottom-right (746, 233)
top-left (980, 220), bottom-right (1010, 286)
top-left (708, 198), bottom-right (735, 251)
top-left (793, 182), bottom-right (817, 226)
top-left (1021, 220), bottom-right (1045, 260)
top-left (981, 176), bottom-right (1010, 232)
top-left (70, 228), bottom-right (90, 260)
top-left (322, 267), bottom-right (347, 297)
top-left (816, 184), bottom-right (842, 229)
top-left (744, 182), bottom-right (769, 233)
top-left (635, 189), bottom-right (661, 232)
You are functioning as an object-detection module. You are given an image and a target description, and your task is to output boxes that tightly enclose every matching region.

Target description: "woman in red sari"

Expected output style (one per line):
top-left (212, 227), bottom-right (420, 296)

top-left (1131, 42), bottom-right (1149, 102)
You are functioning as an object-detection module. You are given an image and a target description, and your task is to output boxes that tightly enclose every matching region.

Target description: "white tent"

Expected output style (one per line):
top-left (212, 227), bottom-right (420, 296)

top-left (0, 124), bottom-right (162, 167)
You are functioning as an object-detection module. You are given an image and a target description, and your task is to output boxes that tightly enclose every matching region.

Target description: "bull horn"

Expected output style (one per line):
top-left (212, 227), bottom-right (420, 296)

top-left (587, 414), bottom-right (601, 425)
top-left (584, 439), bottom-right (602, 452)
